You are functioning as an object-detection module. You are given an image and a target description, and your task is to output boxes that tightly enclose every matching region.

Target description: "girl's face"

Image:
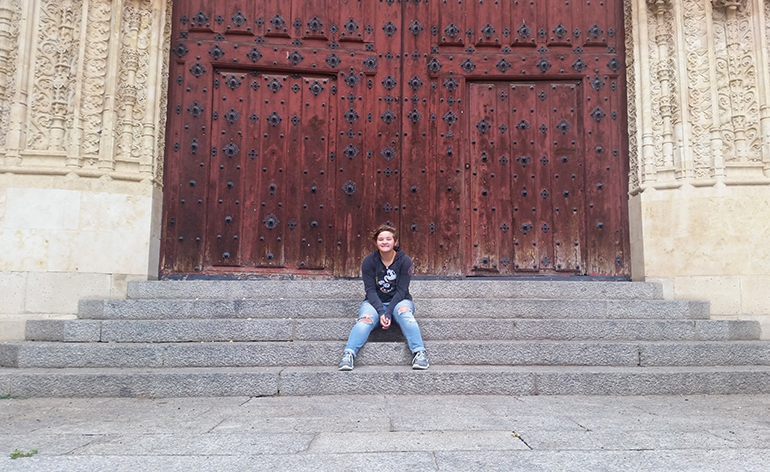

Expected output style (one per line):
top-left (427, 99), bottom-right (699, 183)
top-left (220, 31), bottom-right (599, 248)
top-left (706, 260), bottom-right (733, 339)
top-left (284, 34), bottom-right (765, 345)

top-left (376, 231), bottom-right (397, 254)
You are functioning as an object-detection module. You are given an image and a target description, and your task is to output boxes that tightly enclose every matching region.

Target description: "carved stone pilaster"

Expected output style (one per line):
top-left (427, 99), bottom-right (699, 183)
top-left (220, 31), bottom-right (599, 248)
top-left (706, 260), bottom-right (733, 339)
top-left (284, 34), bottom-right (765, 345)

top-left (0, 0), bottom-right (20, 153)
top-left (647, 0), bottom-right (677, 177)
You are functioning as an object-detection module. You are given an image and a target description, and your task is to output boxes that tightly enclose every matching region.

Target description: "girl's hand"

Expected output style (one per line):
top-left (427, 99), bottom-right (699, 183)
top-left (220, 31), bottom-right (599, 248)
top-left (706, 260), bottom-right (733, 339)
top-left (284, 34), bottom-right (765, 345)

top-left (380, 315), bottom-right (391, 329)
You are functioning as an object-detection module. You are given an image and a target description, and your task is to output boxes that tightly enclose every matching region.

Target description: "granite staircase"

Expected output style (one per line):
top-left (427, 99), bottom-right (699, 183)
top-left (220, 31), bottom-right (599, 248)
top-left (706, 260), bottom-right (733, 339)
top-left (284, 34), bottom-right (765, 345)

top-left (2, 280), bottom-right (770, 397)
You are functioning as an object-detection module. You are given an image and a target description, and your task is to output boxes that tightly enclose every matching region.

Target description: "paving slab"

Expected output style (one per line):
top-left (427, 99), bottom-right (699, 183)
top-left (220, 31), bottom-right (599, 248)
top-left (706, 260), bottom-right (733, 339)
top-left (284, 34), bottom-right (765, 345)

top-left (389, 412), bottom-right (585, 433)
top-left (433, 449), bottom-right (770, 472)
top-left (211, 415), bottom-right (393, 434)
top-left (514, 429), bottom-right (738, 451)
top-left (0, 433), bottom-right (98, 456)
top-left (0, 452), bottom-right (438, 472)
top-left (307, 431), bottom-right (529, 453)
top-left (71, 433), bottom-right (312, 455)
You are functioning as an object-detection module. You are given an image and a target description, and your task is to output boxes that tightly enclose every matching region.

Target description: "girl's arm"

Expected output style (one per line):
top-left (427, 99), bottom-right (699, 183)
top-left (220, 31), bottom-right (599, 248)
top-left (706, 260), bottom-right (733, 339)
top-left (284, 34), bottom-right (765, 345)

top-left (362, 256), bottom-right (386, 316)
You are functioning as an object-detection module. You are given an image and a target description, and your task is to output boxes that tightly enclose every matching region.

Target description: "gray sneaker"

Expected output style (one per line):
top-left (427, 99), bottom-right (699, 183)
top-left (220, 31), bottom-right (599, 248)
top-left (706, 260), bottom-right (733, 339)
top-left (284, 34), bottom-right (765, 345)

top-left (412, 350), bottom-right (429, 370)
top-left (338, 351), bottom-right (355, 371)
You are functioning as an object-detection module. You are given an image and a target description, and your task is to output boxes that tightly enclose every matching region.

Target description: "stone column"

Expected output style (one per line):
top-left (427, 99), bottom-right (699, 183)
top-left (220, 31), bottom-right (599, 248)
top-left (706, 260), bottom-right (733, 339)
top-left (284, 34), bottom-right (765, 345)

top-left (649, 0), bottom-right (677, 181)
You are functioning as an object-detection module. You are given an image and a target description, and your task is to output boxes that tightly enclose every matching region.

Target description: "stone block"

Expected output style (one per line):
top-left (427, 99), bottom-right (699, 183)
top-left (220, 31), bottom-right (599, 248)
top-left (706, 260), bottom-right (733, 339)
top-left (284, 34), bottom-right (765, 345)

top-left (162, 341), bottom-right (343, 368)
top-left (533, 366), bottom-right (770, 395)
top-left (426, 341), bottom-right (639, 366)
top-left (695, 320), bottom-right (761, 341)
top-left (487, 281), bottom-right (662, 300)
top-left (0, 371), bottom-right (9, 396)
top-left (0, 319), bottom-right (27, 342)
top-left (673, 276), bottom-right (742, 315)
top-left (25, 272), bottom-right (112, 314)
top-left (100, 319), bottom-right (294, 342)
top-left (7, 367), bottom-right (280, 397)
top-left (740, 275), bottom-right (770, 316)
top-left (513, 319), bottom-right (696, 341)
top-left (278, 366), bottom-right (537, 395)
top-left (25, 320), bottom-right (102, 342)
top-left (0, 272), bottom-right (26, 314)
top-left (4, 188), bottom-right (80, 230)
top-left (639, 342), bottom-right (770, 366)
top-left (0, 229), bottom-right (51, 272)
top-left (0, 344), bottom-right (19, 367)
top-left (12, 343), bottom-right (164, 368)
top-left (294, 319), bottom-right (353, 340)
top-left (128, 280), bottom-right (361, 300)
top-left (608, 300), bottom-right (710, 319)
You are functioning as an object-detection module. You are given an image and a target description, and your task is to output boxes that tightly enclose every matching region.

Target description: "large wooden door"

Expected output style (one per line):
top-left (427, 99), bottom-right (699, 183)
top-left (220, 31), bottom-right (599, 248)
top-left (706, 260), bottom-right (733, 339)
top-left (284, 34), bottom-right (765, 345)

top-left (161, 0), bottom-right (629, 277)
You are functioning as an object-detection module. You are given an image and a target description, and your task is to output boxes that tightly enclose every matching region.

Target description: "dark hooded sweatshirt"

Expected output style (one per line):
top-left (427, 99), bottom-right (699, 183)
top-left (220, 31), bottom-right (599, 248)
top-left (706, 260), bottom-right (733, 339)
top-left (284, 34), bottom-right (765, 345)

top-left (361, 249), bottom-right (413, 321)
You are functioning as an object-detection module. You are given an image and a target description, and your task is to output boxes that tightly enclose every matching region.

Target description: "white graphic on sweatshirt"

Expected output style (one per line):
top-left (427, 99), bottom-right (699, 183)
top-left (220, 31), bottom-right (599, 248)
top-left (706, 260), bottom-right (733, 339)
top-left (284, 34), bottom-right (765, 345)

top-left (378, 269), bottom-right (397, 293)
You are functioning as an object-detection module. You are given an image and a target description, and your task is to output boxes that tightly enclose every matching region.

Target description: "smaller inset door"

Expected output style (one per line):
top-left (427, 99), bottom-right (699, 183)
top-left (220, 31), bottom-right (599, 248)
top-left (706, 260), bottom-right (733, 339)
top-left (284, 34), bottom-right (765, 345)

top-left (206, 70), bottom-right (335, 271)
top-left (467, 81), bottom-right (585, 275)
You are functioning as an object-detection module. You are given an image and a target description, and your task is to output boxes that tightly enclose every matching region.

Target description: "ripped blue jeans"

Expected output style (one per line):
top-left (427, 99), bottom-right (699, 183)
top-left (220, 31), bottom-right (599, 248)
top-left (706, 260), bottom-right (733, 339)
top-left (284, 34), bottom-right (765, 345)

top-left (343, 300), bottom-right (426, 357)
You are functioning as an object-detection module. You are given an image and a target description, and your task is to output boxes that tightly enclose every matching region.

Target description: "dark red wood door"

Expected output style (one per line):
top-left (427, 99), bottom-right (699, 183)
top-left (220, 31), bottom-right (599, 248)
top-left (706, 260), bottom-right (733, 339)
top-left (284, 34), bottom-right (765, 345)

top-left (467, 82), bottom-right (585, 275)
top-left (161, 0), bottom-right (629, 277)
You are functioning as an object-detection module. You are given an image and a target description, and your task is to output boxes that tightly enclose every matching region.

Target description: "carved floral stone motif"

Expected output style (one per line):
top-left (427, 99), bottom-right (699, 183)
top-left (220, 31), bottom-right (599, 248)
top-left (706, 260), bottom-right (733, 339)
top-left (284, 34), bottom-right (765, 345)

top-left (1, 0), bottom-right (171, 181)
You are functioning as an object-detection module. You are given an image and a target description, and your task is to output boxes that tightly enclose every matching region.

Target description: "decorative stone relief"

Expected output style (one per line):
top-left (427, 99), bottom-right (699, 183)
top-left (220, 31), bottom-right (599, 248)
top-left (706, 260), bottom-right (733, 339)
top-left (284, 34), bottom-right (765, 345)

top-left (627, 0), bottom-right (769, 188)
top-left (28, 0), bottom-right (82, 151)
top-left (646, 0), bottom-right (680, 171)
top-left (712, 0), bottom-right (761, 164)
top-left (80, 0), bottom-right (112, 162)
top-left (626, 0), bottom-right (641, 192)
top-left (116, 2), bottom-right (152, 169)
top-left (684, 0), bottom-right (715, 178)
top-left (155, 0), bottom-right (172, 184)
top-left (1, 0), bottom-right (170, 185)
top-left (0, 0), bottom-right (20, 151)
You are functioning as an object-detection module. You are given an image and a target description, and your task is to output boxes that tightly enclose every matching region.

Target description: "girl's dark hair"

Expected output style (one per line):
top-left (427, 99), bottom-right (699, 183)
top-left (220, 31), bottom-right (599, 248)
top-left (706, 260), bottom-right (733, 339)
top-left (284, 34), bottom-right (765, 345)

top-left (371, 224), bottom-right (398, 242)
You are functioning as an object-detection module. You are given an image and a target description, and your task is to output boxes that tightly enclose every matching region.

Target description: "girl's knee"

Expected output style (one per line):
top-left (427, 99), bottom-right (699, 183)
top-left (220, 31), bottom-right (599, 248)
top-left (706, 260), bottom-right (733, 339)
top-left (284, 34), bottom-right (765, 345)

top-left (357, 315), bottom-right (375, 324)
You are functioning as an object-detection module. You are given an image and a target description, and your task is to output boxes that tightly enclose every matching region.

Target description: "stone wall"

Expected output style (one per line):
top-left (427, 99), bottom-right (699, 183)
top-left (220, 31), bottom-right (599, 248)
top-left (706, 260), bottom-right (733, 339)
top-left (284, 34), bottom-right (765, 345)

top-left (0, 0), bottom-right (171, 340)
top-left (626, 0), bottom-right (770, 336)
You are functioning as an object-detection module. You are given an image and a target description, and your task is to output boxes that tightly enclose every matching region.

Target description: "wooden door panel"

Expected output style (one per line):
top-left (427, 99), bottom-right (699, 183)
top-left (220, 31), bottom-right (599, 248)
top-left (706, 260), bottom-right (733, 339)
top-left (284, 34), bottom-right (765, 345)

top-left (471, 0), bottom-right (505, 48)
top-left (510, 1), bottom-right (538, 48)
top-left (543, 1), bottom-right (577, 48)
top-left (435, 0), bottom-right (465, 47)
top-left (218, 0), bottom-right (253, 36)
top-left (206, 70), bottom-right (252, 267)
top-left (582, 1), bottom-right (611, 48)
top-left (509, 84), bottom-right (539, 272)
top-left (468, 83), bottom-right (499, 273)
top-left (470, 81), bottom-right (585, 275)
top-left (162, 0), bottom-right (629, 277)
top-left (297, 0), bottom-right (331, 41)
top-left (399, 0), bottom-right (434, 274)
top-left (432, 75), bottom-right (465, 275)
top-left (549, 83), bottom-right (585, 273)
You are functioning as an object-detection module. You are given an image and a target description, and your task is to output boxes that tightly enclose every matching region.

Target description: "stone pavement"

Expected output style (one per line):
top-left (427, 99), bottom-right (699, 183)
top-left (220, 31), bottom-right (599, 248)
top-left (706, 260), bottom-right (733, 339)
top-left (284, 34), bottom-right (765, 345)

top-left (1, 394), bottom-right (770, 471)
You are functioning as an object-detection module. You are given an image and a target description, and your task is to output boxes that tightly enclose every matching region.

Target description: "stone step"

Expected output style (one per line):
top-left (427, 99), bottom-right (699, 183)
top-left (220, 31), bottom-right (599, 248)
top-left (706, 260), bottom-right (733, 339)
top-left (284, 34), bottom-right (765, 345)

top-left (128, 280), bottom-right (664, 300)
top-left (78, 298), bottom-right (710, 321)
top-left (3, 340), bottom-right (770, 369)
top-left (25, 318), bottom-right (761, 343)
top-left (3, 365), bottom-right (770, 398)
